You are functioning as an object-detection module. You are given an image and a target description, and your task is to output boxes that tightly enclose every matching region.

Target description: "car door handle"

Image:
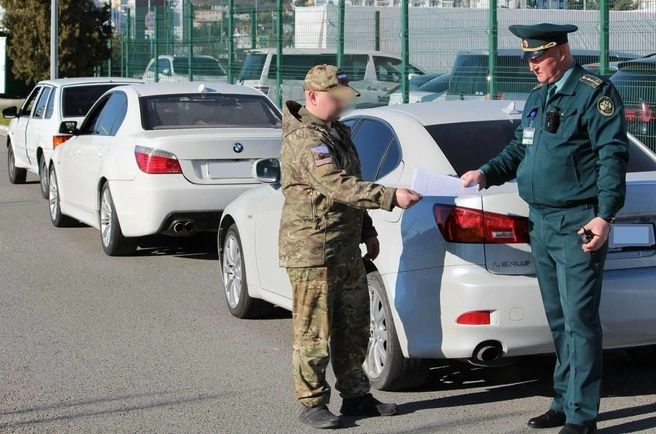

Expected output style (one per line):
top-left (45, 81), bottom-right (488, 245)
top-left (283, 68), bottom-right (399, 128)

top-left (76, 149), bottom-right (82, 156)
top-left (97, 151), bottom-right (103, 158)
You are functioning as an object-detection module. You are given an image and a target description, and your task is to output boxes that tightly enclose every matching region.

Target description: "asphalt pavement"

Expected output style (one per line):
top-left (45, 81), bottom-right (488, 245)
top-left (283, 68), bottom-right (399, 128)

top-left (1, 141), bottom-right (655, 434)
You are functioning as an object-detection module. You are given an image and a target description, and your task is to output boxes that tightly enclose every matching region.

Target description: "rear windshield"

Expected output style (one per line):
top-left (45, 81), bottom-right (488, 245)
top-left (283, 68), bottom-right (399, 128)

top-left (372, 56), bottom-right (424, 83)
top-left (173, 58), bottom-right (227, 77)
top-left (267, 54), bottom-right (368, 81)
top-left (238, 54), bottom-right (267, 81)
top-left (140, 93), bottom-right (282, 130)
top-left (610, 69), bottom-right (656, 106)
top-left (62, 84), bottom-right (122, 118)
top-left (425, 120), bottom-right (656, 175)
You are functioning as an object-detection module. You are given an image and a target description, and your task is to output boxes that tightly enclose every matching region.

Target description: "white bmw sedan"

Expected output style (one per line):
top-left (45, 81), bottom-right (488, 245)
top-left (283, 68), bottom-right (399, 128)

top-left (218, 100), bottom-right (656, 391)
top-left (49, 82), bottom-right (282, 256)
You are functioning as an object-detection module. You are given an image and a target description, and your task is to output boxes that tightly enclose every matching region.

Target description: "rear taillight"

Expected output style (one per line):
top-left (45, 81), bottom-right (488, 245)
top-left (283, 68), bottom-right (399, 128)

top-left (457, 311), bottom-right (492, 325)
top-left (433, 205), bottom-right (530, 244)
top-left (254, 85), bottom-right (270, 95)
top-left (135, 146), bottom-right (182, 174)
top-left (53, 135), bottom-right (71, 148)
top-left (625, 101), bottom-right (655, 123)
top-left (639, 102), bottom-right (653, 123)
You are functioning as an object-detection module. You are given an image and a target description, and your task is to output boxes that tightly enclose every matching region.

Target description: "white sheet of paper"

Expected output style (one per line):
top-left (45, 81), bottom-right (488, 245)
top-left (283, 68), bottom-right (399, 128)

top-left (411, 168), bottom-right (479, 197)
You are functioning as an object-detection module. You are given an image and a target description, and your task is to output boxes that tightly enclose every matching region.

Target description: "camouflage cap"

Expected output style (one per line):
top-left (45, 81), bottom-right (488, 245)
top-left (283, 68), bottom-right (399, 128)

top-left (303, 64), bottom-right (361, 100)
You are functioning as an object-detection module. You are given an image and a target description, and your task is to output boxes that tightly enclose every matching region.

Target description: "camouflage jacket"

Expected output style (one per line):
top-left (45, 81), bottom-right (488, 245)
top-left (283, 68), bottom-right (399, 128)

top-left (279, 101), bottom-right (396, 267)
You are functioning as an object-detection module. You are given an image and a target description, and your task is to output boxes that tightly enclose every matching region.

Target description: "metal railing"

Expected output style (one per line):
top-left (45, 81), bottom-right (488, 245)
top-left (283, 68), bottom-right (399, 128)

top-left (107, 1), bottom-right (656, 149)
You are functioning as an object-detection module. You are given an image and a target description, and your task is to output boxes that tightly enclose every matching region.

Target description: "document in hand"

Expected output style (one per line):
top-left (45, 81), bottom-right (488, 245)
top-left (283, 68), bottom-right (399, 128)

top-left (410, 168), bottom-right (479, 197)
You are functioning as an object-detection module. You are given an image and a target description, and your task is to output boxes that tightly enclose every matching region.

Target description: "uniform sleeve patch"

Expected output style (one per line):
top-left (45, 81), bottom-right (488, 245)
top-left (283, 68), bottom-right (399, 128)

top-left (597, 96), bottom-right (615, 117)
top-left (311, 145), bottom-right (333, 167)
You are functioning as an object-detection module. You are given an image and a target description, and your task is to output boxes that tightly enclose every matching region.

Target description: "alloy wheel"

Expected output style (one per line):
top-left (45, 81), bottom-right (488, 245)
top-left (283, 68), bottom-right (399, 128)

top-left (49, 170), bottom-right (59, 220)
top-left (8, 148), bottom-right (15, 179)
top-left (222, 234), bottom-right (243, 309)
top-left (100, 188), bottom-right (113, 248)
top-left (40, 159), bottom-right (48, 193)
top-left (365, 284), bottom-right (388, 379)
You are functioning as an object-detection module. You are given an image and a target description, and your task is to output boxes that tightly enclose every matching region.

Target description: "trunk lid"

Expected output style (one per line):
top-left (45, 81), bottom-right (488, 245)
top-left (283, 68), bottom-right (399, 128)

top-left (481, 173), bottom-right (656, 275)
top-left (137, 128), bottom-right (281, 185)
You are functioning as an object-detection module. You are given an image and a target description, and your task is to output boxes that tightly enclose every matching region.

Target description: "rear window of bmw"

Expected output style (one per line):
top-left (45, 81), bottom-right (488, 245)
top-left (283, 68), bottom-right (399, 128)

top-left (140, 93), bottom-right (282, 130)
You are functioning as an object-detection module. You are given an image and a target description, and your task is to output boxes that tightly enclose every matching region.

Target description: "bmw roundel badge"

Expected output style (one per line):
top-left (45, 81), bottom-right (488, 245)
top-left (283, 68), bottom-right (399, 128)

top-left (233, 142), bottom-right (244, 153)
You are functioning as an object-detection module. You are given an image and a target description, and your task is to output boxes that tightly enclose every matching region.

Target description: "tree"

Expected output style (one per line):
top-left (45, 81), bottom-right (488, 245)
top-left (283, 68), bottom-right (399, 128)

top-left (0, 0), bottom-right (113, 84)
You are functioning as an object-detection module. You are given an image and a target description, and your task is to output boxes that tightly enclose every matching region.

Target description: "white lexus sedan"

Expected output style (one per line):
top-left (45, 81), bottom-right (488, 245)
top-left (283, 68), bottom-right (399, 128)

top-left (218, 100), bottom-right (656, 391)
top-left (48, 82), bottom-right (282, 256)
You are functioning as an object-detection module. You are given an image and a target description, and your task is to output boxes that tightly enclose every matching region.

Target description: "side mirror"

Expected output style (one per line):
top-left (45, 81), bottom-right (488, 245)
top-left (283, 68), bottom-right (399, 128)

top-left (252, 158), bottom-right (281, 184)
top-left (59, 121), bottom-right (78, 135)
top-left (161, 68), bottom-right (172, 76)
top-left (2, 106), bottom-right (18, 119)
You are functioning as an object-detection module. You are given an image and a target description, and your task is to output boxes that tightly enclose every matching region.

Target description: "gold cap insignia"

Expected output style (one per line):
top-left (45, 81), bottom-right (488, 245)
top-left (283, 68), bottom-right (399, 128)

top-left (597, 96), bottom-right (615, 117)
top-left (522, 40), bottom-right (529, 49)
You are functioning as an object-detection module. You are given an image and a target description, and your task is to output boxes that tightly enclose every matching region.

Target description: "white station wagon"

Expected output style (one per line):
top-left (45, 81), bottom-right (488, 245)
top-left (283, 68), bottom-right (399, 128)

top-left (4, 77), bottom-right (143, 198)
top-left (49, 82), bottom-right (282, 256)
top-left (218, 100), bottom-right (656, 390)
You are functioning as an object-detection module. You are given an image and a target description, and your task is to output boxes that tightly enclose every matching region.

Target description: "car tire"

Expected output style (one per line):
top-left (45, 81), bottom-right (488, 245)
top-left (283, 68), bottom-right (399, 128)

top-left (221, 224), bottom-right (273, 319)
top-left (39, 155), bottom-right (49, 199)
top-left (7, 144), bottom-right (27, 184)
top-left (48, 166), bottom-right (77, 228)
top-left (99, 183), bottom-right (137, 256)
top-left (365, 271), bottom-right (429, 391)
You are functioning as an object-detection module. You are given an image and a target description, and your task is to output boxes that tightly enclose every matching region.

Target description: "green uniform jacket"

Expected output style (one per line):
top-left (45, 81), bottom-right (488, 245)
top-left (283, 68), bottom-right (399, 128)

top-left (279, 101), bottom-right (396, 267)
top-left (480, 64), bottom-right (629, 218)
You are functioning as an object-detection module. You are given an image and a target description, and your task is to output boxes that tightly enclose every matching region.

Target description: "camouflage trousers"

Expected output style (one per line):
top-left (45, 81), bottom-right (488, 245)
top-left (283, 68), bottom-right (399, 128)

top-left (287, 260), bottom-right (371, 407)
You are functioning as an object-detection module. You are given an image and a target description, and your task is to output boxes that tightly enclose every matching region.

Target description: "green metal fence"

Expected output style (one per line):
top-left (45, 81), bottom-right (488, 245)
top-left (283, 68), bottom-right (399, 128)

top-left (107, 1), bottom-right (656, 149)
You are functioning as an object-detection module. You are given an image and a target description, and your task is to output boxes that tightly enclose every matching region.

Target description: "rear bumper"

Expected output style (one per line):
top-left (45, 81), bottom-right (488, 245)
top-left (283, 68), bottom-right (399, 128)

top-left (388, 264), bottom-right (656, 360)
top-left (108, 175), bottom-right (258, 237)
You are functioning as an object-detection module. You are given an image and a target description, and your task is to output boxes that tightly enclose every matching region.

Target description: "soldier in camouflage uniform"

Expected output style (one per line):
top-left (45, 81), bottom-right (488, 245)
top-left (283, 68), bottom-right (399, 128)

top-left (280, 65), bottom-right (422, 429)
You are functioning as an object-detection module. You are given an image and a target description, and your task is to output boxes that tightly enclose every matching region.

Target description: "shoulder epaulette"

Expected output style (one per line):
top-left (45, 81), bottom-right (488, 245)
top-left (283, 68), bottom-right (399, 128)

top-left (580, 74), bottom-right (603, 89)
top-left (532, 83), bottom-right (543, 91)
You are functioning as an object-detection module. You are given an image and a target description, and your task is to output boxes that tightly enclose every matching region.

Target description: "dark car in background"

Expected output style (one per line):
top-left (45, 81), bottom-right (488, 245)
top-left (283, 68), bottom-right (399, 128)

top-left (446, 49), bottom-right (640, 101)
top-left (355, 72), bottom-right (444, 108)
top-left (610, 57), bottom-right (656, 152)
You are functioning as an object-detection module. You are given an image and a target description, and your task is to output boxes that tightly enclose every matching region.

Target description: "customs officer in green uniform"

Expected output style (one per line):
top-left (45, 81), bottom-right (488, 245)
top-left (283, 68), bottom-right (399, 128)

top-left (279, 65), bottom-right (422, 429)
top-left (461, 24), bottom-right (629, 434)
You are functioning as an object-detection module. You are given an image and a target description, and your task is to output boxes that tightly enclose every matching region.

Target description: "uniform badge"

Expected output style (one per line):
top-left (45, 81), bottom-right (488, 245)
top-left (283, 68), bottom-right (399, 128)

top-left (522, 39), bottom-right (529, 49)
top-left (311, 145), bottom-right (333, 167)
top-left (597, 96), bottom-right (615, 117)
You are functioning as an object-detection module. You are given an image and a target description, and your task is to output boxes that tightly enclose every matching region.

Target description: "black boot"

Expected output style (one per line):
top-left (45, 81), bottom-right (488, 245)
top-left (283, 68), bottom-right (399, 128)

top-left (340, 393), bottom-right (397, 417)
top-left (299, 405), bottom-right (340, 429)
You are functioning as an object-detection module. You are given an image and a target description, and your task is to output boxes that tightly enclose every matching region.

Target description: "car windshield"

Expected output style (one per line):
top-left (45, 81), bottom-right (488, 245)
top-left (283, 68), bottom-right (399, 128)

top-left (425, 120), bottom-right (656, 175)
top-left (140, 93), bottom-right (282, 130)
top-left (238, 53), bottom-right (267, 81)
top-left (62, 84), bottom-right (122, 118)
top-left (173, 58), bottom-right (227, 76)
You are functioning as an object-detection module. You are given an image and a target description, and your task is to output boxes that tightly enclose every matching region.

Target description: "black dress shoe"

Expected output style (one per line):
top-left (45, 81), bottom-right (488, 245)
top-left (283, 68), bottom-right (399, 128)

top-left (528, 410), bottom-right (567, 429)
top-left (558, 423), bottom-right (597, 434)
